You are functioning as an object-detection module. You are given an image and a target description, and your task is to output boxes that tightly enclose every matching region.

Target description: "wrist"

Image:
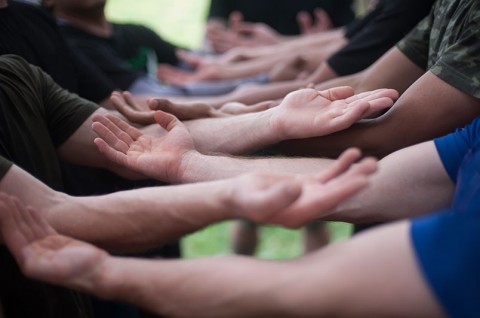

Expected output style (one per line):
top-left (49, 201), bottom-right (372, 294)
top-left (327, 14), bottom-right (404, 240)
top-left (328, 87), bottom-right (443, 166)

top-left (171, 149), bottom-right (202, 184)
top-left (249, 109), bottom-right (284, 149)
top-left (96, 256), bottom-right (135, 301)
top-left (265, 105), bottom-right (289, 142)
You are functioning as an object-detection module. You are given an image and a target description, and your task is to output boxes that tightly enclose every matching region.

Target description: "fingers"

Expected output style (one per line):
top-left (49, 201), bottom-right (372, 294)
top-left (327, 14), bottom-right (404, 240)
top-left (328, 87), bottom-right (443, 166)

top-left (297, 11), bottom-right (313, 34)
top-left (232, 175), bottom-right (302, 222)
top-left (153, 110), bottom-right (183, 132)
top-left (92, 114), bottom-right (140, 149)
top-left (363, 97), bottom-right (395, 117)
top-left (318, 86), bottom-right (355, 101)
top-left (110, 92), bottom-right (156, 125)
top-left (345, 88), bottom-right (399, 103)
top-left (176, 49), bottom-right (203, 67)
top-left (344, 89), bottom-right (397, 118)
top-left (252, 181), bottom-right (302, 223)
top-left (317, 100), bottom-right (370, 133)
top-left (228, 11), bottom-right (244, 31)
top-left (315, 148), bottom-right (362, 183)
top-left (314, 8), bottom-right (333, 32)
top-left (152, 99), bottom-right (216, 120)
top-left (279, 157), bottom-right (377, 227)
top-left (93, 137), bottom-right (129, 167)
top-left (91, 114), bottom-right (144, 165)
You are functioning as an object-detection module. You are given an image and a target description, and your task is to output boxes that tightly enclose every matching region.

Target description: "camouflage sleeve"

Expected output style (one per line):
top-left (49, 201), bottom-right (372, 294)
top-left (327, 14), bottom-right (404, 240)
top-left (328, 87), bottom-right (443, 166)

top-left (0, 155), bottom-right (12, 181)
top-left (430, 9), bottom-right (480, 99)
top-left (396, 12), bottom-right (433, 70)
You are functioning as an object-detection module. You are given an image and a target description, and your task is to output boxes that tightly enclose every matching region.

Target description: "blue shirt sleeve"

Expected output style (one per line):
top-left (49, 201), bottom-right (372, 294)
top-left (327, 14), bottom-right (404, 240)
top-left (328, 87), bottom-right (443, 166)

top-left (433, 116), bottom-right (480, 182)
top-left (411, 207), bottom-right (480, 318)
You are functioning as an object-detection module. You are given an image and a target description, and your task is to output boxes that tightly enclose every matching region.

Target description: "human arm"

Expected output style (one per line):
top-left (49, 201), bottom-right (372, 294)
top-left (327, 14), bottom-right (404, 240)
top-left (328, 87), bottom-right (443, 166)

top-left (279, 70), bottom-right (480, 158)
top-left (1, 196), bottom-right (444, 317)
top-left (158, 32), bottom-right (346, 85)
top-left (0, 144), bottom-right (378, 251)
top-left (93, 108), bottom-right (456, 223)
top-left (55, 107), bottom-right (161, 179)
top-left (326, 141), bottom-right (455, 222)
top-left (95, 87), bottom-right (397, 156)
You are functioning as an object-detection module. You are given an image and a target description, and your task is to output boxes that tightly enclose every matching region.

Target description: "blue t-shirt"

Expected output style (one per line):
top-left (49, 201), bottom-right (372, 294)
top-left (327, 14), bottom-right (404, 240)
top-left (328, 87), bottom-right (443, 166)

top-left (411, 116), bottom-right (480, 317)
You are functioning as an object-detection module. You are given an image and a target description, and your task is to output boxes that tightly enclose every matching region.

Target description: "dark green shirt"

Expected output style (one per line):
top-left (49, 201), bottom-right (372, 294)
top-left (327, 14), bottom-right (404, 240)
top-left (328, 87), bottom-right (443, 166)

top-left (0, 54), bottom-right (97, 190)
top-left (397, 0), bottom-right (480, 99)
top-left (0, 55), bottom-right (97, 318)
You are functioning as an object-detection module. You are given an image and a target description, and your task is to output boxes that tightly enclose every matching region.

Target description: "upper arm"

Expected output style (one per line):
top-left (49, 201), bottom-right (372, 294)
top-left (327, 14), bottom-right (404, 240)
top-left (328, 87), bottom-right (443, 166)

top-left (316, 47), bottom-right (423, 94)
top-left (356, 47), bottom-right (424, 93)
top-left (56, 108), bottom-right (111, 168)
top-left (329, 141), bottom-right (455, 223)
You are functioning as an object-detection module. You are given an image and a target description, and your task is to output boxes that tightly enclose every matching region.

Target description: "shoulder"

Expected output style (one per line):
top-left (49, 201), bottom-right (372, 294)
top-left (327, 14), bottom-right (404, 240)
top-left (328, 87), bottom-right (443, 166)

top-left (10, 1), bottom-right (57, 26)
top-left (0, 54), bottom-right (34, 75)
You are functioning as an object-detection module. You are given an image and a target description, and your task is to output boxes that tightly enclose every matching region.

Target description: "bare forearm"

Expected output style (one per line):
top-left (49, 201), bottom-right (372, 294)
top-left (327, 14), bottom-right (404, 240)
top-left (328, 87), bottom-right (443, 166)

top-left (278, 72), bottom-right (480, 158)
top-left (326, 143), bottom-right (455, 223)
top-left (100, 256), bottom-right (292, 318)
top-left (180, 151), bottom-right (333, 183)
top-left (217, 53), bottom-right (300, 80)
top-left (97, 221), bottom-right (442, 318)
top-left (47, 181), bottom-right (231, 252)
top-left (186, 110), bottom-right (277, 154)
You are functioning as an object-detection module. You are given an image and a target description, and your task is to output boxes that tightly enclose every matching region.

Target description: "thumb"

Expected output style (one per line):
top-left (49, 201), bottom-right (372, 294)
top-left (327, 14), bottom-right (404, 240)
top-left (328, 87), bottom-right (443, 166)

top-left (153, 111), bottom-right (181, 131)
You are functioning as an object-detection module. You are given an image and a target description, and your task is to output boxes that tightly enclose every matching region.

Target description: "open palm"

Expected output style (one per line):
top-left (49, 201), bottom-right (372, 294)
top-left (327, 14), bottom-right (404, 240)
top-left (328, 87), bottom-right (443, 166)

top-left (0, 194), bottom-right (108, 292)
top-left (92, 111), bottom-right (196, 183)
top-left (271, 87), bottom-right (398, 140)
top-left (228, 148), bottom-right (378, 227)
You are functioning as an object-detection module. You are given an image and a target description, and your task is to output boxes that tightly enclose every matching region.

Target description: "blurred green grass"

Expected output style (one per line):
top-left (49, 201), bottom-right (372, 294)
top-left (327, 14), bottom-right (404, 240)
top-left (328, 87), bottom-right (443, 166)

top-left (106, 0), bottom-right (210, 49)
top-left (106, 0), bottom-right (353, 259)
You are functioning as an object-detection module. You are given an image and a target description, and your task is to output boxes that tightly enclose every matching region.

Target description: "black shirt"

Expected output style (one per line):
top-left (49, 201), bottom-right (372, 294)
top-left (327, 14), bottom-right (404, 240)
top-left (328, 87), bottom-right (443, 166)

top-left (59, 22), bottom-right (180, 91)
top-left (328, 0), bottom-right (436, 76)
top-left (0, 1), bottom-right (114, 103)
top-left (0, 55), bottom-right (98, 318)
top-left (208, 0), bottom-right (355, 34)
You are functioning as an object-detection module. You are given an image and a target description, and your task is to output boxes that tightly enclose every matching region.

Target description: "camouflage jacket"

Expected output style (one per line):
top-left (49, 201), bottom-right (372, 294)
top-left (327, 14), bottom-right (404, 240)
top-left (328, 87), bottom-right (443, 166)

top-left (397, 0), bottom-right (480, 99)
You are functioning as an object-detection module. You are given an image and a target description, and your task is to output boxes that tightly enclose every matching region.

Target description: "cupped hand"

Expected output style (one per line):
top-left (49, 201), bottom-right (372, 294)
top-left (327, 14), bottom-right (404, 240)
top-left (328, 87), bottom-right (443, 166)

top-left (92, 111), bottom-right (196, 183)
top-left (270, 87), bottom-right (398, 140)
top-left (0, 193), bottom-right (108, 291)
top-left (226, 148), bottom-right (378, 227)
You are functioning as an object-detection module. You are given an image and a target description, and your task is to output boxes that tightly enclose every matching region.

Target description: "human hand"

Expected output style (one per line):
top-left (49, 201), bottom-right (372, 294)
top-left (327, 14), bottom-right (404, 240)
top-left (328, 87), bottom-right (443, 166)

top-left (297, 8), bottom-right (333, 35)
top-left (112, 91), bottom-right (221, 122)
top-left (0, 193), bottom-right (108, 292)
top-left (111, 91), bottom-right (157, 125)
top-left (92, 111), bottom-right (196, 183)
top-left (218, 100), bottom-right (278, 115)
top-left (227, 148), bottom-right (377, 227)
top-left (269, 87), bottom-right (398, 140)
top-left (157, 64), bottom-right (220, 86)
top-left (206, 13), bottom-right (243, 53)
top-left (233, 22), bottom-right (282, 47)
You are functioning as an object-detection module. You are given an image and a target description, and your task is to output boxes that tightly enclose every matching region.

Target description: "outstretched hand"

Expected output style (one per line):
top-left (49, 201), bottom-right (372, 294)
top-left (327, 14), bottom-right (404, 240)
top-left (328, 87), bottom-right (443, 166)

top-left (0, 193), bottom-right (108, 292)
top-left (297, 8), bottom-right (333, 35)
top-left (229, 148), bottom-right (377, 227)
top-left (111, 91), bottom-right (157, 125)
top-left (92, 111), bottom-right (196, 183)
top-left (269, 87), bottom-right (398, 140)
